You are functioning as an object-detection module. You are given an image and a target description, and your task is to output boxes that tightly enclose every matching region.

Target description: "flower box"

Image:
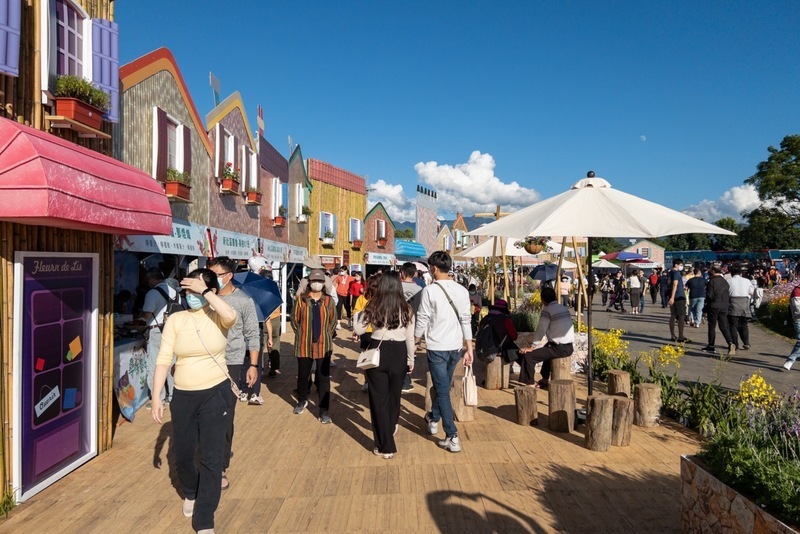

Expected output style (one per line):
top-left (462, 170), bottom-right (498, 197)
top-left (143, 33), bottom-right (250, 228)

top-left (322, 237), bottom-right (335, 246)
top-left (164, 181), bottom-right (191, 202)
top-left (352, 240), bottom-right (362, 249)
top-left (680, 455), bottom-right (796, 532)
top-left (297, 214), bottom-right (308, 223)
top-left (273, 216), bottom-right (286, 227)
top-left (377, 238), bottom-right (387, 247)
top-left (220, 178), bottom-right (240, 194)
top-left (245, 191), bottom-right (262, 205)
top-left (55, 97), bottom-right (104, 130)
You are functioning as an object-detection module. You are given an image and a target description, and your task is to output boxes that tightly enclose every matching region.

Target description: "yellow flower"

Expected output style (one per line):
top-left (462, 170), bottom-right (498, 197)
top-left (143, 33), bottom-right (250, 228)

top-left (737, 371), bottom-right (777, 407)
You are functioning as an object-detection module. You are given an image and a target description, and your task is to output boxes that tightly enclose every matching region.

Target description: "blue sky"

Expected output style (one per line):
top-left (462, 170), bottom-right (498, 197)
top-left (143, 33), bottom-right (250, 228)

top-left (117, 1), bottom-right (800, 223)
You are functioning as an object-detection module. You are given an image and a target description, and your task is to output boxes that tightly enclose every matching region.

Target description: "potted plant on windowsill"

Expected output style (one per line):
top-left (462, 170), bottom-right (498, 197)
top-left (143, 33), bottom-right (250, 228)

top-left (514, 235), bottom-right (549, 255)
top-left (322, 230), bottom-right (335, 246)
top-left (220, 162), bottom-right (241, 194)
top-left (245, 186), bottom-right (262, 205)
top-left (352, 239), bottom-right (363, 249)
top-left (163, 168), bottom-right (191, 202)
top-left (377, 237), bottom-right (388, 247)
top-left (54, 75), bottom-right (110, 130)
top-left (298, 204), bottom-right (312, 223)
top-left (274, 205), bottom-right (287, 227)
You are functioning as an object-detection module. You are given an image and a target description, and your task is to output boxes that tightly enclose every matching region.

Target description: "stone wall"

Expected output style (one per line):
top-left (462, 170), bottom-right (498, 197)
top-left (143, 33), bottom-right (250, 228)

top-left (680, 455), bottom-right (797, 533)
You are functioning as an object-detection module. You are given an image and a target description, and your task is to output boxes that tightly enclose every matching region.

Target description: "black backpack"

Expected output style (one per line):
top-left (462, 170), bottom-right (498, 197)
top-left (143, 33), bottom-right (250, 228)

top-left (475, 316), bottom-right (505, 362)
top-left (154, 286), bottom-right (186, 329)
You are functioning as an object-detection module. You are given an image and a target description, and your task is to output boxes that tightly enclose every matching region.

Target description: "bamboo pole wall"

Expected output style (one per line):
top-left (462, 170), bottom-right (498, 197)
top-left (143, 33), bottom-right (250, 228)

top-left (0, 222), bottom-right (115, 493)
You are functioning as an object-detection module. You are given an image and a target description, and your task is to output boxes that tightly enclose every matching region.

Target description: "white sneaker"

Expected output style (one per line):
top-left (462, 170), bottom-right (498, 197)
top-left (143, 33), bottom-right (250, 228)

top-left (438, 434), bottom-right (461, 453)
top-left (238, 392), bottom-right (248, 402)
top-left (182, 498), bottom-right (195, 517)
top-left (783, 359), bottom-right (794, 371)
top-left (425, 412), bottom-right (439, 435)
top-left (248, 394), bottom-right (264, 405)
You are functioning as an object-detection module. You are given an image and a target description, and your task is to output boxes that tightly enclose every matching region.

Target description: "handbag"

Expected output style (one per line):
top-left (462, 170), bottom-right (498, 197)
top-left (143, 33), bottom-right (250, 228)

top-left (357, 336), bottom-right (384, 370)
top-left (462, 365), bottom-right (478, 406)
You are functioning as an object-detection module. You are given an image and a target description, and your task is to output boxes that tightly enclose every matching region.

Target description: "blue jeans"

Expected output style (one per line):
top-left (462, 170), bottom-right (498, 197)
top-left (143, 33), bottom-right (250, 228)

top-left (427, 349), bottom-right (462, 438)
top-left (789, 319), bottom-right (800, 363)
top-left (689, 298), bottom-right (705, 326)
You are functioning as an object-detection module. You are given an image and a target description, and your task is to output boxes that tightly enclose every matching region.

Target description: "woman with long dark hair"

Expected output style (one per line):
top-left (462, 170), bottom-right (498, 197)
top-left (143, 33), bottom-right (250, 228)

top-left (353, 272), bottom-right (415, 459)
top-left (151, 268), bottom-right (238, 534)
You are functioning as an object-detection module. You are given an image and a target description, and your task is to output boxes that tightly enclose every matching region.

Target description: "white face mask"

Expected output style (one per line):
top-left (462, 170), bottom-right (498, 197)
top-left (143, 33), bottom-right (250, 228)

top-left (310, 282), bottom-right (324, 292)
top-left (678, 265), bottom-right (684, 272)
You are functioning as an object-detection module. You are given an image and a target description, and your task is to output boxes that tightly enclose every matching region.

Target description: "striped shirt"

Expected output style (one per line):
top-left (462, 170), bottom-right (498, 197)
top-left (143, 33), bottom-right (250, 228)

top-left (533, 302), bottom-right (575, 345)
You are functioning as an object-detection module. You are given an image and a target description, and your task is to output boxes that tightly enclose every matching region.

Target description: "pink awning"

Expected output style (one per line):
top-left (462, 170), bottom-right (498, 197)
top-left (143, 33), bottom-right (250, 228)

top-left (0, 117), bottom-right (171, 235)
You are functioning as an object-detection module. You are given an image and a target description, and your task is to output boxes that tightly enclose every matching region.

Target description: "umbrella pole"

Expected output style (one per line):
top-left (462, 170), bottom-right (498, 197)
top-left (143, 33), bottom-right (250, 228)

top-left (512, 256), bottom-right (518, 309)
top-left (491, 237), bottom-right (498, 301)
top-left (587, 237), bottom-right (594, 396)
top-left (501, 238), bottom-right (509, 303)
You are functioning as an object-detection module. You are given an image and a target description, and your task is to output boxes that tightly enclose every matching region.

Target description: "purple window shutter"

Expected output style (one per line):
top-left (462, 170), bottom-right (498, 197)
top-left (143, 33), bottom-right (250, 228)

top-left (181, 125), bottom-right (192, 176)
top-left (155, 108), bottom-right (168, 181)
top-left (0, 0), bottom-right (21, 77)
top-left (91, 18), bottom-right (119, 123)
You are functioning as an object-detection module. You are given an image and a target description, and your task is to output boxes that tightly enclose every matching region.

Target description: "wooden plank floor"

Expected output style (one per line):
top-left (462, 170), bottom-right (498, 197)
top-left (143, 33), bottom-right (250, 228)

top-left (1, 330), bottom-right (702, 533)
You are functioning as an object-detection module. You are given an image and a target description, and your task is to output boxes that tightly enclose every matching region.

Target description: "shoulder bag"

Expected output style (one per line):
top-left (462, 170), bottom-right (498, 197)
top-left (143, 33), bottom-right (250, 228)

top-left (357, 336), bottom-right (384, 370)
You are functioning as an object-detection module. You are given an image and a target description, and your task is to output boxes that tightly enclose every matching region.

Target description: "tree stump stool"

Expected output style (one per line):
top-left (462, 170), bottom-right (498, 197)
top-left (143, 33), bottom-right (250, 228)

top-left (550, 355), bottom-right (572, 381)
top-left (584, 394), bottom-right (614, 451)
top-left (607, 370), bottom-right (631, 398)
top-left (548, 379), bottom-right (575, 432)
top-left (634, 383), bottom-right (662, 427)
top-left (485, 356), bottom-right (510, 390)
top-left (514, 385), bottom-right (538, 426)
top-left (611, 396), bottom-right (634, 446)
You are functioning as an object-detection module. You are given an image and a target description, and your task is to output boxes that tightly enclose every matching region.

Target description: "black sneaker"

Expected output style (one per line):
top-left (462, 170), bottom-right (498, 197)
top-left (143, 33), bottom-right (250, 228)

top-left (268, 370), bottom-right (278, 378)
top-left (293, 400), bottom-right (308, 415)
top-left (401, 384), bottom-right (414, 393)
top-left (701, 346), bottom-right (716, 353)
top-left (318, 412), bottom-right (332, 424)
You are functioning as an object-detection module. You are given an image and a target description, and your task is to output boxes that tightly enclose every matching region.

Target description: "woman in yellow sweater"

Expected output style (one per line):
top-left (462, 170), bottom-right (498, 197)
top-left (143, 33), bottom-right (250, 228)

top-left (151, 268), bottom-right (237, 534)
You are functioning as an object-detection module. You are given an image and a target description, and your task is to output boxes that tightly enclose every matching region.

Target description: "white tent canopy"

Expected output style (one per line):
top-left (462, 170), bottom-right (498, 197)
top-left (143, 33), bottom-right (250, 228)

top-left (467, 177), bottom-right (736, 239)
top-left (592, 259), bottom-right (619, 269)
top-left (458, 238), bottom-right (574, 258)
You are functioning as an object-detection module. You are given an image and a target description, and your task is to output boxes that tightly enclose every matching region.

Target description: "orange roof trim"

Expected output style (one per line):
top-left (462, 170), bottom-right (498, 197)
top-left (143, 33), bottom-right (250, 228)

top-left (204, 92), bottom-right (257, 152)
top-left (120, 48), bottom-right (213, 156)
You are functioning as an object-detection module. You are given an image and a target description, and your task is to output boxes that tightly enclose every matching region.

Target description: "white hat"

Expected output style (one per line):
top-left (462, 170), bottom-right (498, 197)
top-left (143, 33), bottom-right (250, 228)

top-left (248, 255), bottom-right (271, 273)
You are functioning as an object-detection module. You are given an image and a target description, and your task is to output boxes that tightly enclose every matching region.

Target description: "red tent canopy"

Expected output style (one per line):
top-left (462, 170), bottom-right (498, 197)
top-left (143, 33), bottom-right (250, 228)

top-left (0, 118), bottom-right (171, 235)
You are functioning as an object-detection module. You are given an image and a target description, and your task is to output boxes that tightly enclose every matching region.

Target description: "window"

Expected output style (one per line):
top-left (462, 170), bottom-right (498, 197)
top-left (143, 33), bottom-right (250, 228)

top-left (376, 219), bottom-right (386, 240)
top-left (0, 0), bottom-right (22, 77)
top-left (271, 178), bottom-right (282, 218)
top-left (640, 247), bottom-right (650, 258)
top-left (214, 124), bottom-right (235, 179)
top-left (444, 235), bottom-right (451, 250)
top-left (240, 145), bottom-right (257, 190)
top-left (152, 107), bottom-right (191, 181)
top-left (56, 0), bottom-right (83, 77)
top-left (320, 212), bottom-right (337, 238)
top-left (349, 218), bottom-right (363, 242)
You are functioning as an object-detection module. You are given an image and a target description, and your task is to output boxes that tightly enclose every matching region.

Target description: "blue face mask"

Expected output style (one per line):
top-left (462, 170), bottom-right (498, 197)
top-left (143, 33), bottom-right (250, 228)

top-left (186, 293), bottom-right (207, 310)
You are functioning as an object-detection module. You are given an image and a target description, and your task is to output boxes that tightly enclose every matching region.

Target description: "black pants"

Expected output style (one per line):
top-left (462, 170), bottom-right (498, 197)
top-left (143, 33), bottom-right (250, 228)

top-left (366, 340), bottom-right (407, 454)
top-left (224, 363), bottom-right (242, 470)
top-left (336, 297), bottom-right (351, 321)
top-left (650, 286), bottom-right (658, 304)
top-left (728, 315), bottom-right (750, 347)
top-left (601, 290), bottom-right (609, 306)
top-left (297, 352), bottom-right (331, 412)
top-left (265, 316), bottom-right (281, 375)
top-left (706, 308), bottom-right (732, 347)
top-left (669, 298), bottom-right (686, 339)
top-left (171, 380), bottom-right (231, 532)
top-left (660, 289), bottom-right (669, 308)
top-left (520, 343), bottom-right (573, 385)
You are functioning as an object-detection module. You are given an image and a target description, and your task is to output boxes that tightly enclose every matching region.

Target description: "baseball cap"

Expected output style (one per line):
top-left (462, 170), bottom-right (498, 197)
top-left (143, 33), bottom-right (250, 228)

top-left (308, 269), bottom-right (326, 282)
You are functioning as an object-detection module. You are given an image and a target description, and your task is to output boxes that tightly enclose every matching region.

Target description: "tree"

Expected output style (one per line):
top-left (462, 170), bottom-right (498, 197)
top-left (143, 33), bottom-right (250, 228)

top-left (745, 134), bottom-right (800, 222)
top-left (395, 228), bottom-right (414, 239)
top-left (591, 237), bottom-right (621, 255)
top-left (739, 207), bottom-right (800, 250)
top-left (710, 217), bottom-right (742, 251)
top-left (663, 233), bottom-right (712, 251)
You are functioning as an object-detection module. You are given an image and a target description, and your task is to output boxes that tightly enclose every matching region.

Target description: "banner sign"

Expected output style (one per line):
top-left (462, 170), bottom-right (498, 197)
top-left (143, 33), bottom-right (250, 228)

top-left (364, 252), bottom-right (395, 266)
top-left (286, 245), bottom-right (308, 264)
top-left (260, 238), bottom-right (287, 263)
top-left (207, 227), bottom-right (259, 259)
top-left (14, 252), bottom-right (98, 501)
top-left (114, 219), bottom-right (206, 256)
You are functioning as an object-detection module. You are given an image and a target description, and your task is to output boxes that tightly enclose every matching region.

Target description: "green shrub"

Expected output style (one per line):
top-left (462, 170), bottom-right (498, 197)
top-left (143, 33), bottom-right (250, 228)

top-left (510, 310), bottom-right (539, 332)
top-left (165, 168), bottom-right (191, 185)
top-left (54, 75), bottom-right (111, 111)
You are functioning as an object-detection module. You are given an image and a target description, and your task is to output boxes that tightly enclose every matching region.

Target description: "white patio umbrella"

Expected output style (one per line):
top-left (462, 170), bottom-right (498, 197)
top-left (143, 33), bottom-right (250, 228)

top-left (467, 172), bottom-right (736, 394)
top-left (592, 259), bottom-right (620, 269)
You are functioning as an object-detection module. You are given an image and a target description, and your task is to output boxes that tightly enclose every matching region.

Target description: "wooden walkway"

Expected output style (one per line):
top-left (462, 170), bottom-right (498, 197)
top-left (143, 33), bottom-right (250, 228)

top-left (1, 330), bottom-right (701, 533)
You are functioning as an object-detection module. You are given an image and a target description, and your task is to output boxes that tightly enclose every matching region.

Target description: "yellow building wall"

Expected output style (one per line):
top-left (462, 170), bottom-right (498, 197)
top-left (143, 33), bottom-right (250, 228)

top-left (309, 179), bottom-right (366, 259)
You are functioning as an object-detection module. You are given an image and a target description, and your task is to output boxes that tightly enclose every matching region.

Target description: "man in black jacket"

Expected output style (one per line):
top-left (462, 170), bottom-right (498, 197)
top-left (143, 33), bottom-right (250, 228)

top-left (702, 266), bottom-right (735, 355)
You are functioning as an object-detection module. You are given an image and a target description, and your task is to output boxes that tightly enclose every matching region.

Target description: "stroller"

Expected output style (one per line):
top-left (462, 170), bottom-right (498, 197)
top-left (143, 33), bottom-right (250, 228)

top-left (607, 290), bottom-right (628, 311)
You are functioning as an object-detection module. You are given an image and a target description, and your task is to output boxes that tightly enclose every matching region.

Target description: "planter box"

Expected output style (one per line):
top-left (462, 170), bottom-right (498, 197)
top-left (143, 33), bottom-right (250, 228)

top-left (321, 237), bottom-right (335, 246)
top-left (352, 240), bottom-right (362, 249)
top-left (377, 238), bottom-right (387, 247)
top-left (55, 97), bottom-right (104, 130)
top-left (297, 214), bottom-right (308, 223)
top-left (681, 455), bottom-right (797, 533)
top-left (220, 178), bottom-right (240, 194)
top-left (273, 216), bottom-right (286, 227)
top-left (245, 191), bottom-right (262, 205)
top-left (164, 181), bottom-right (191, 202)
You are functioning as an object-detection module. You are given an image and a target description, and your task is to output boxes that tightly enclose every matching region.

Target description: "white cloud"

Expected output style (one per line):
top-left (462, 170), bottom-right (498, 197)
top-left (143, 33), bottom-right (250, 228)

top-left (367, 179), bottom-right (417, 223)
top-left (413, 151), bottom-right (540, 214)
top-left (682, 184), bottom-right (760, 222)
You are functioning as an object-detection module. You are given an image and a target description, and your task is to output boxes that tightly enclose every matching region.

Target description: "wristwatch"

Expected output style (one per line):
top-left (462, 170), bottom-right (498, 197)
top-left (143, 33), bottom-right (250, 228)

top-left (249, 363), bottom-right (258, 368)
